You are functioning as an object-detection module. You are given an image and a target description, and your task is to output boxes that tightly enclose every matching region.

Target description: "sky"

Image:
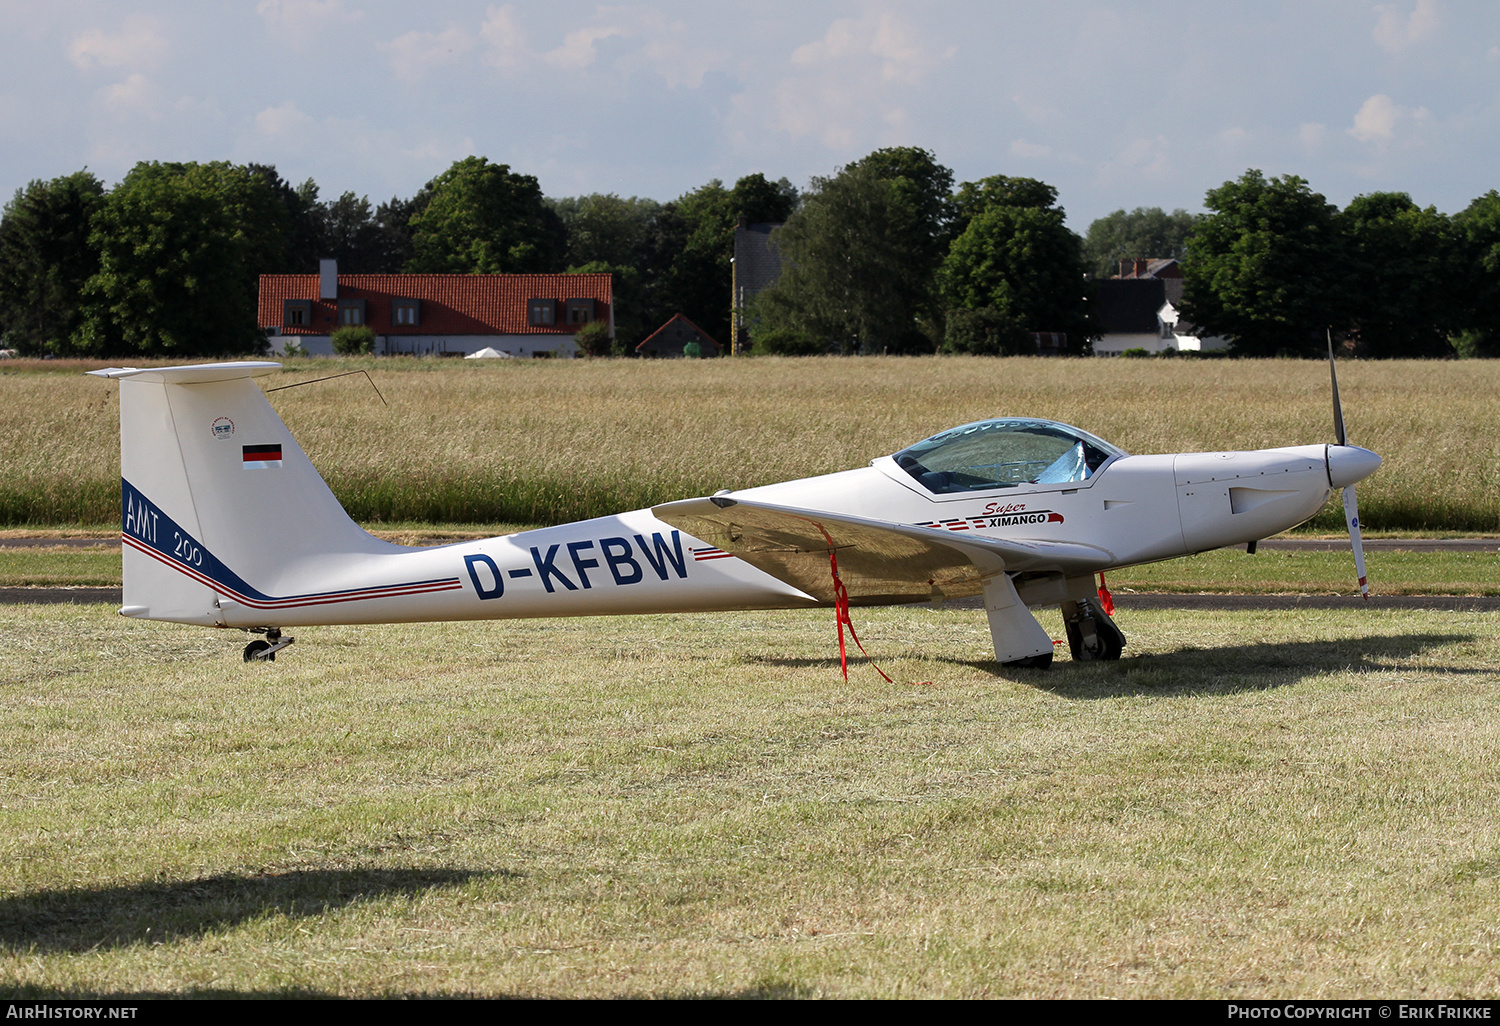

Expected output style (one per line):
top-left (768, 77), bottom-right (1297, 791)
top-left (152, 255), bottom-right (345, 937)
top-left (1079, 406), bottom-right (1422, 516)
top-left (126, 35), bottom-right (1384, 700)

top-left (1, 0), bottom-right (1497, 233)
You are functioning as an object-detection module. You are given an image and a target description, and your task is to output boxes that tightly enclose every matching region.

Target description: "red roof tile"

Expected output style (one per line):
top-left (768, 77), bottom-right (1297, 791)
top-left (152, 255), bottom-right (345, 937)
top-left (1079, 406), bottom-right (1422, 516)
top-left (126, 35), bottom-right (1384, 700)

top-left (258, 272), bottom-right (612, 335)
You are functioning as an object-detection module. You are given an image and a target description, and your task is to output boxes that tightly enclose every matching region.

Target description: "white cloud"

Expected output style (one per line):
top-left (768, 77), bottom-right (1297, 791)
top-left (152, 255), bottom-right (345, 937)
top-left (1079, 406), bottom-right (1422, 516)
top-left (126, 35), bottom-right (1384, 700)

top-left (480, 4), bottom-right (529, 74)
top-left (1348, 93), bottom-right (1432, 143)
top-left (1373, 0), bottom-right (1439, 54)
top-left (791, 11), bottom-right (953, 85)
top-left (543, 25), bottom-right (625, 71)
top-left (869, 12), bottom-right (952, 84)
top-left (764, 10), bottom-right (956, 151)
top-left (1012, 94), bottom-right (1060, 126)
top-left (67, 15), bottom-right (167, 71)
top-left (618, 9), bottom-right (724, 90)
top-left (1299, 122), bottom-right (1328, 148)
top-left (256, 100), bottom-right (316, 137)
top-left (382, 26), bottom-right (476, 84)
top-left (100, 73), bottom-right (160, 115)
top-left (1090, 135), bottom-right (1172, 191)
top-left (255, 0), bottom-right (362, 37)
top-left (772, 76), bottom-right (860, 148)
top-left (478, 6), bottom-right (720, 89)
top-left (1217, 126), bottom-right (1253, 149)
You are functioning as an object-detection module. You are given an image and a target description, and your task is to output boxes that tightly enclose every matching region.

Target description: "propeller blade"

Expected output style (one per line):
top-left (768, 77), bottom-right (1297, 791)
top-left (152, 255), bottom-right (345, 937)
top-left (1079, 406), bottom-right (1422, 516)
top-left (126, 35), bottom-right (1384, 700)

top-left (1342, 484), bottom-right (1369, 601)
top-left (1328, 331), bottom-right (1347, 447)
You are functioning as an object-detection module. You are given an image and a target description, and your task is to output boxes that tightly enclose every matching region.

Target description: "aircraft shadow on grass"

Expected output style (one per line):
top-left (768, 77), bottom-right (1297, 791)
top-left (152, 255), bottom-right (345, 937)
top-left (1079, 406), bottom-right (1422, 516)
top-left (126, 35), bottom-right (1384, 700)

top-left (0, 867), bottom-right (505, 955)
top-left (743, 631), bottom-right (1476, 699)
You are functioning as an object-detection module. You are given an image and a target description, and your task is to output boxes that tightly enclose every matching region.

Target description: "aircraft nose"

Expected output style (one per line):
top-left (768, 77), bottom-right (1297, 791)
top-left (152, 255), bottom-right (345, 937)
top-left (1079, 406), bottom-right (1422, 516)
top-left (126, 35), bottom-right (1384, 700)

top-left (1326, 445), bottom-right (1382, 489)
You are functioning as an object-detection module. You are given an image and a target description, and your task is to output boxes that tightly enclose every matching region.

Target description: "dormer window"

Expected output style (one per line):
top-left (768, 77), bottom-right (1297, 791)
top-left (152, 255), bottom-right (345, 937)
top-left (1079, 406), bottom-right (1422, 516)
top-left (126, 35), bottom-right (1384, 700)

top-left (566, 298), bottom-right (594, 325)
top-left (283, 299), bottom-right (312, 328)
top-left (338, 299), bottom-right (366, 326)
top-left (392, 298), bottom-right (420, 326)
top-left (528, 299), bottom-right (556, 326)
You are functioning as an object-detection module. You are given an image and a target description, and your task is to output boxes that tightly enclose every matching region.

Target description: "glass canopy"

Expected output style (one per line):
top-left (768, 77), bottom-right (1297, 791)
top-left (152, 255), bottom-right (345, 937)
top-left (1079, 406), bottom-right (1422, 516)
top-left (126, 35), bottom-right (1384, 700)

top-left (892, 418), bottom-right (1125, 494)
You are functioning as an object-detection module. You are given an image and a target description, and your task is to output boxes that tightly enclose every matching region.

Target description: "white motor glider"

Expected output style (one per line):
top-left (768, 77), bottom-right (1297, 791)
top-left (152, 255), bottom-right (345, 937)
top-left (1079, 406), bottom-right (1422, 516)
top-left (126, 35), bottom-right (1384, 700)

top-left (90, 356), bottom-right (1380, 668)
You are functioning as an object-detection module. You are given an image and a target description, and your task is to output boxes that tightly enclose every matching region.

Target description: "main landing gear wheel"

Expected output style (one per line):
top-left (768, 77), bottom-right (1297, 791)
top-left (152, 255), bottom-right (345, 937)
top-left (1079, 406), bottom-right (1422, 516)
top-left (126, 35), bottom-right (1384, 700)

top-left (1062, 600), bottom-right (1125, 662)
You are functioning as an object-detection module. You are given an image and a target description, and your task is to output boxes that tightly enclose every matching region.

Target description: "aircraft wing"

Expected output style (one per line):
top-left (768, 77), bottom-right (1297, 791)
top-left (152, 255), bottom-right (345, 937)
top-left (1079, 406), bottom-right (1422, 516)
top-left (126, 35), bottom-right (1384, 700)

top-left (653, 496), bottom-right (1114, 606)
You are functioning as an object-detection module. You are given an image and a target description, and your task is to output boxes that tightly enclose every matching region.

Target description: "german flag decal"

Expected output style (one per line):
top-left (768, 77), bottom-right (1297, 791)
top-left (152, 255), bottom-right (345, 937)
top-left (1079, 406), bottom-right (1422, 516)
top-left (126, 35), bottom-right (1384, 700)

top-left (242, 444), bottom-right (283, 469)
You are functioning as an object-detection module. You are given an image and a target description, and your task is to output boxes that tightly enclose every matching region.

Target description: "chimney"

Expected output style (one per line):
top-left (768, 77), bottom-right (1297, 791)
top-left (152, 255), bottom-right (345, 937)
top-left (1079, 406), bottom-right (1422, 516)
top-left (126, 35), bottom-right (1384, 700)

top-left (319, 258), bottom-right (338, 300)
top-left (1134, 258), bottom-right (1150, 278)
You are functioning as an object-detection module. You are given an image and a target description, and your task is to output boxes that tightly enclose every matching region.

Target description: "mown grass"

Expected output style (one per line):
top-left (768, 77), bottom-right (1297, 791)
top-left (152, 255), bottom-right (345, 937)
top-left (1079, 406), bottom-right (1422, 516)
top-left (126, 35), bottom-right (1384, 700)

top-left (2, 355), bottom-right (1497, 531)
top-left (2, 601), bottom-right (1498, 997)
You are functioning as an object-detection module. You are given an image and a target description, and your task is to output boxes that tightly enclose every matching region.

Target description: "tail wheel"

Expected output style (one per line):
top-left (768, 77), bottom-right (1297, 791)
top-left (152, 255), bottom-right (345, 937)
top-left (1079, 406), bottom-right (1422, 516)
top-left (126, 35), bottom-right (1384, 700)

top-left (243, 640), bottom-right (274, 662)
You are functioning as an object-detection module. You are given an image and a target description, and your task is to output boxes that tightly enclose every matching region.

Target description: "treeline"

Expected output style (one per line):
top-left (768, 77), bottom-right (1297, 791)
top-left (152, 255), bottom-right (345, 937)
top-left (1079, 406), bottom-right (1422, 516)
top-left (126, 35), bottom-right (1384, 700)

top-left (1, 152), bottom-right (1497, 359)
top-left (1181, 170), bottom-right (1500, 358)
top-left (0, 157), bottom-right (798, 358)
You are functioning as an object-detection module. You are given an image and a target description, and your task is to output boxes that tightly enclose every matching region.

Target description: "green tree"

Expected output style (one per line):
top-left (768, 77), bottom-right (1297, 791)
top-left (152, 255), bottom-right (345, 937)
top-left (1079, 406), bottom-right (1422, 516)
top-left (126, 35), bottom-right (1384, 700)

top-left (849, 147), bottom-right (953, 256)
top-left (319, 191), bottom-right (387, 273)
top-left (547, 193), bottom-right (661, 347)
top-left (1340, 192), bottom-right (1458, 358)
top-left (406, 157), bottom-right (564, 274)
top-left (1082, 206), bottom-right (1198, 279)
top-left (939, 189), bottom-right (1094, 353)
top-left (1180, 170), bottom-right (1348, 357)
top-left (551, 193), bottom-right (660, 269)
top-left (368, 192), bottom-right (426, 273)
top-left (950, 176), bottom-right (1057, 240)
top-left (247, 164), bottom-right (320, 272)
top-left (0, 170), bottom-right (105, 355)
top-left (1454, 191), bottom-right (1500, 356)
top-left (939, 306), bottom-right (1033, 356)
top-left (82, 161), bottom-right (289, 356)
top-left (755, 161), bottom-right (934, 354)
top-left (647, 173), bottom-right (799, 346)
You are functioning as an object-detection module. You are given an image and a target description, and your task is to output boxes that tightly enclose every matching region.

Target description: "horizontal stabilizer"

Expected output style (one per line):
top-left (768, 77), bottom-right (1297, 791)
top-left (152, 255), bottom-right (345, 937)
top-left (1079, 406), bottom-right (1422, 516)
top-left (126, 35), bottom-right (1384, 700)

top-left (653, 496), bottom-right (1113, 606)
top-left (86, 362), bottom-right (282, 384)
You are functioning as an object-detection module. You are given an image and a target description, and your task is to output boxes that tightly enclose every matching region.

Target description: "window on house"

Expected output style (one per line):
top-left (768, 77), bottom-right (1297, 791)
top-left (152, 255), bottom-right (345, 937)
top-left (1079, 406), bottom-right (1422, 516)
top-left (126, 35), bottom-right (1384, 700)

top-left (528, 299), bottom-right (556, 326)
top-left (283, 300), bottom-right (312, 328)
top-left (566, 298), bottom-right (594, 325)
top-left (393, 298), bottom-right (420, 326)
top-left (338, 300), bottom-right (365, 326)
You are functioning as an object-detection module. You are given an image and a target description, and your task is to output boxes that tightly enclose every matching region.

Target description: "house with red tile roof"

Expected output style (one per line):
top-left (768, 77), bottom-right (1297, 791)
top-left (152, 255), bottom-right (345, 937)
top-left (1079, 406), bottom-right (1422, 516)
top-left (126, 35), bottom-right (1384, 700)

top-left (258, 260), bottom-right (613, 357)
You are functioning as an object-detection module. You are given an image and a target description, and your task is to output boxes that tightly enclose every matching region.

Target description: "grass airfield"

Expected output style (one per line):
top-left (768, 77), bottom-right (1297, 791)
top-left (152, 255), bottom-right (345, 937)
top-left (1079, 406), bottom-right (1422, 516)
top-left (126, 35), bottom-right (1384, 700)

top-left (2, 354), bottom-right (1498, 997)
top-left (3, 600), bottom-right (1498, 998)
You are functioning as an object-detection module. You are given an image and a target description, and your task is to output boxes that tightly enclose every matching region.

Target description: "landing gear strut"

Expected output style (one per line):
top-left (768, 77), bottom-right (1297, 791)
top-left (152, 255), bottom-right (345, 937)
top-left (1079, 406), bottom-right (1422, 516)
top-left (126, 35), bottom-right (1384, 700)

top-left (1061, 599), bottom-right (1125, 662)
top-left (243, 627), bottom-right (294, 662)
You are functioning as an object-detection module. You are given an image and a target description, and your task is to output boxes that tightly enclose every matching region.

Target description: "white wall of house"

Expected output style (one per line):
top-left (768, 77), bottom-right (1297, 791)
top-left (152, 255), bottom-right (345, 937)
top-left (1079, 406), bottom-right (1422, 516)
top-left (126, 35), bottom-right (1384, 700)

top-left (1158, 302), bottom-right (1227, 353)
top-left (1093, 332), bottom-right (1162, 356)
top-left (265, 332), bottom-right (580, 358)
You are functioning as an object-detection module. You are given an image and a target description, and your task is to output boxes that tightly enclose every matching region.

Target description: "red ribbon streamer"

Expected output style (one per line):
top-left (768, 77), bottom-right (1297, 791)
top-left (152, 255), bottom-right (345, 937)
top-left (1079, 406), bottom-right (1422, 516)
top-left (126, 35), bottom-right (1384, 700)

top-left (1097, 572), bottom-right (1115, 617)
top-left (827, 545), bottom-right (894, 683)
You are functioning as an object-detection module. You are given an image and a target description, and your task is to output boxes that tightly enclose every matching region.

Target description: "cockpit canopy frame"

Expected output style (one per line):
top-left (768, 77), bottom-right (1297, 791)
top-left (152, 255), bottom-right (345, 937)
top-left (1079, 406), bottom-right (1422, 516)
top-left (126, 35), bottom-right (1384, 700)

top-left (891, 418), bottom-right (1126, 495)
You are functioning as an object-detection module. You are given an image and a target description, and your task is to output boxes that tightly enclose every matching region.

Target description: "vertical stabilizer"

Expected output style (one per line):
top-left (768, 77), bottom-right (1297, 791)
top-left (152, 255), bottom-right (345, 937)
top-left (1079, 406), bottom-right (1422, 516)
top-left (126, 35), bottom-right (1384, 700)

top-left (91, 362), bottom-right (397, 624)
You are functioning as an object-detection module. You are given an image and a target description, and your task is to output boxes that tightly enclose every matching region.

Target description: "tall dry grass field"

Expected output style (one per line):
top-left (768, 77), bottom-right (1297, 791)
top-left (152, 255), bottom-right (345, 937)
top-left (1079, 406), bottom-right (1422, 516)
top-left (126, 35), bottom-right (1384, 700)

top-left (2, 356), bottom-right (1495, 531)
